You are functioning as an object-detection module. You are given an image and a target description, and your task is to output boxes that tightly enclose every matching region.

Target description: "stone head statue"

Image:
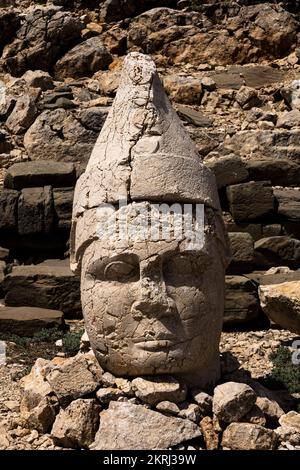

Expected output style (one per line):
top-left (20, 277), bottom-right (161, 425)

top-left (70, 53), bottom-right (230, 388)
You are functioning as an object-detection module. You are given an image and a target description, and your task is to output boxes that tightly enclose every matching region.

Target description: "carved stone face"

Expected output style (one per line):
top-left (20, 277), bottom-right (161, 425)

top-left (79, 204), bottom-right (226, 387)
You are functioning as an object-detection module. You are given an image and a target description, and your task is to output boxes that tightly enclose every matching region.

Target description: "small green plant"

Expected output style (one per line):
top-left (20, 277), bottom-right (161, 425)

top-left (0, 332), bottom-right (30, 349)
top-left (62, 329), bottom-right (84, 355)
top-left (32, 327), bottom-right (63, 343)
top-left (269, 346), bottom-right (300, 393)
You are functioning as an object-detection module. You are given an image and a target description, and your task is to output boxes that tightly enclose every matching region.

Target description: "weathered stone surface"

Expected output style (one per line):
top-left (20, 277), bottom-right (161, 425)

top-left (227, 181), bottom-right (274, 221)
top-left (96, 387), bottom-right (124, 405)
top-left (213, 382), bottom-right (256, 423)
top-left (24, 108), bottom-right (98, 164)
top-left (200, 416), bottom-right (219, 450)
top-left (76, 107), bottom-right (110, 133)
top-left (0, 189), bottom-right (19, 232)
top-left (128, 4), bottom-right (297, 66)
top-left (178, 403), bottom-right (201, 423)
top-left (222, 423), bottom-right (278, 450)
top-left (2, 7), bottom-right (83, 76)
top-left (3, 262), bottom-right (81, 318)
top-left (91, 401), bottom-right (201, 450)
top-left (205, 154), bottom-right (248, 189)
top-left (53, 187), bottom-right (74, 231)
top-left (21, 70), bottom-right (54, 91)
top-left (176, 105), bottom-right (213, 127)
top-left (228, 232), bottom-right (254, 271)
top-left (6, 94), bottom-right (37, 134)
top-left (256, 397), bottom-right (284, 426)
top-left (224, 276), bottom-right (260, 325)
top-left (242, 404), bottom-right (266, 427)
top-left (277, 110), bottom-right (300, 129)
top-left (71, 53), bottom-right (229, 389)
top-left (191, 390), bottom-right (212, 416)
top-left (51, 399), bottom-right (100, 449)
top-left (54, 37), bottom-right (112, 80)
top-left (4, 161), bottom-right (76, 190)
top-left (259, 281), bottom-right (300, 334)
top-left (18, 187), bottom-right (54, 235)
top-left (281, 80), bottom-right (300, 110)
top-left (164, 74), bottom-right (202, 105)
top-left (275, 412), bottom-right (300, 446)
top-left (274, 187), bottom-right (300, 220)
top-left (156, 401), bottom-right (180, 416)
top-left (20, 358), bottom-right (58, 433)
top-left (46, 353), bottom-right (101, 407)
top-left (235, 86), bottom-right (261, 110)
top-left (246, 157), bottom-right (300, 186)
top-left (254, 236), bottom-right (300, 269)
top-left (0, 306), bottom-right (64, 337)
top-left (132, 376), bottom-right (186, 405)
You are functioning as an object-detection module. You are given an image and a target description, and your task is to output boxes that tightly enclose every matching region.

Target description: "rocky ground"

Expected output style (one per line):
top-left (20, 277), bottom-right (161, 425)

top-left (0, 326), bottom-right (299, 450)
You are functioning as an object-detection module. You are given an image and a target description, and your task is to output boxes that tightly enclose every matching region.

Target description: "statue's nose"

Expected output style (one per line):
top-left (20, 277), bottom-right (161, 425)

top-left (131, 255), bottom-right (176, 318)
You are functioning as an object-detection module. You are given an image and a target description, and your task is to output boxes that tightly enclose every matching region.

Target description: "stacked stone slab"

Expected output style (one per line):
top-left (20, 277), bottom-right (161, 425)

top-left (0, 161), bottom-right (76, 261)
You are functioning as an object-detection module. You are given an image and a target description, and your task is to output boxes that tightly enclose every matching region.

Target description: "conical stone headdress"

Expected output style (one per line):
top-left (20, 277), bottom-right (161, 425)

top-left (70, 52), bottom-right (224, 273)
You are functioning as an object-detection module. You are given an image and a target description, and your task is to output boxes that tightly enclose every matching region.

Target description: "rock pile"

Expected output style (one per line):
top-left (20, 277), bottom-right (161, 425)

top-left (0, 347), bottom-right (296, 451)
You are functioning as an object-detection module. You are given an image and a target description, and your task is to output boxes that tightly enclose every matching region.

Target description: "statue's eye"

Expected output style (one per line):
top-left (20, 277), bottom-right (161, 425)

top-left (163, 253), bottom-right (209, 286)
top-left (87, 255), bottom-right (139, 283)
top-left (104, 261), bottom-right (139, 282)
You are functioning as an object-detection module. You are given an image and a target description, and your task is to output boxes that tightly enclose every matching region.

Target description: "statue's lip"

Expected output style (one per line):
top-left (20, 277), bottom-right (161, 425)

top-left (133, 336), bottom-right (176, 351)
top-left (132, 334), bottom-right (176, 344)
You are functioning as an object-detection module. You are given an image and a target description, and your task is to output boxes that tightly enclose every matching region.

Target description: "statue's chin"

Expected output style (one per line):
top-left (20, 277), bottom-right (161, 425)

top-left (93, 343), bottom-right (221, 390)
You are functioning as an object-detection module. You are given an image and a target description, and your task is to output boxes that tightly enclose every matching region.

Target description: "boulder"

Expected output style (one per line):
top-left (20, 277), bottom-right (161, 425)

top-left (4, 161), bottom-right (76, 190)
top-left (18, 186), bottom-right (54, 235)
top-left (0, 247), bottom-right (9, 261)
top-left (178, 403), bottom-right (201, 423)
top-left (51, 399), bottom-right (100, 449)
top-left (227, 181), bottom-right (274, 221)
top-left (191, 390), bottom-right (212, 416)
top-left (24, 108), bottom-right (98, 164)
top-left (0, 306), bottom-right (64, 337)
top-left (242, 404), bottom-right (266, 427)
top-left (246, 159), bottom-right (300, 187)
top-left (176, 105), bottom-right (213, 127)
top-left (222, 423), bottom-right (278, 450)
top-left (46, 353), bottom-right (101, 407)
top-left (21, 70), bottom-right (54, 91)
top-left (254, 236), bottom-right (300, 269)
top-left (156, 401), bottom-right (180, 416)
top-left (259, 281), bottom-right (300, 334)
top-left (3, 262), bottom-right (81, 318)
top-left (54, 37), bottom-right (112, 80)
top-left (205, 154), bottom-right (248, 189)
top-left (224, 275), bottom-right (260, 325)
top-left (256, 397), bottom-right (284, 427)
top-left (91, 401), bottom-right (201, 450)
top-left (275, 411), bottom-right (300, 446)
top-left (213, 382), bottom-right (256, 423)
top-left (96, 387), bottom-right (124, 404)
top-left (228, 232), bottom-right (254, 272)
top-left (274, 187), bottom-right (300, 221)
top-left (281, 80), bottom-right (300, 110)
top-left (277, 110), bottom-right (300, 129)
top-left (6, 94), bottom-right (38, 134)
top-left (20, 358), bottom-right (58, 433)
top-left (0, 189), bottom-right (19, 232)
top-left (2, 8), bottom-right (83, 76)
top-left (163, 74), bottom-right (202, 105)
top-left (235, 86), bottom-right (262, 110)
top-left (53, 187), bottom-right (74, 230)
top-left (131, 376), bottom-right (187, 406)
